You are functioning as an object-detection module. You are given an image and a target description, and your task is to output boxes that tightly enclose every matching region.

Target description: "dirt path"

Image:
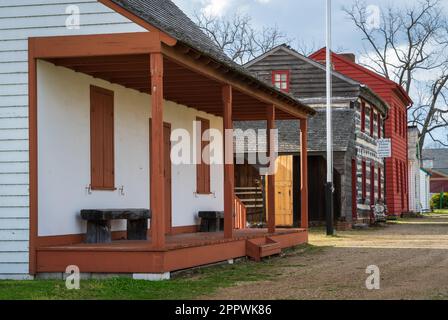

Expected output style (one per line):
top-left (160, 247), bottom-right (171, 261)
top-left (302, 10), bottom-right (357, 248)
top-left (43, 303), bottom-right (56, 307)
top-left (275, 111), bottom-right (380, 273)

top-left (203, 215), bottom-right (448, 300)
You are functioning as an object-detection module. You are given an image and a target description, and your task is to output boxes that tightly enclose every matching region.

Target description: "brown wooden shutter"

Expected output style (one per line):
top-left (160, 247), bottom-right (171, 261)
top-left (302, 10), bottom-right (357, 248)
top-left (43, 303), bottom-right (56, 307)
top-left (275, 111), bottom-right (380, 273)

top-left (362, 160), bottom-right (367, 203)
top-left (361, 102), bottom-right (366, 132)
top-left (90, 85), bottom-right (115, 190)
top-left (378, 167), bottom-right (382, 200)
top-left (197, 117), bottom-right (211, 194)
top-left (377, 116), bottom-right (381, 139)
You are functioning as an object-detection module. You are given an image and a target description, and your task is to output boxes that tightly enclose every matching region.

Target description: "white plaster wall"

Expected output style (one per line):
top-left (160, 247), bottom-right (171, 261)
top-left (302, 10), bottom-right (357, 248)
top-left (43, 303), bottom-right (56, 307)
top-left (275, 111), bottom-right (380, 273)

top-left (37, 60), bottom-right (224, 236)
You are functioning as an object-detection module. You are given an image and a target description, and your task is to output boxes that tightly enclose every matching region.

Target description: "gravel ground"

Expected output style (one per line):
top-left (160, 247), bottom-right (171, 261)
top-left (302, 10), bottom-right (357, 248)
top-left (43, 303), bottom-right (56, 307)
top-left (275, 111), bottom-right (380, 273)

top-left (202, 214), bottom-right (448, 300)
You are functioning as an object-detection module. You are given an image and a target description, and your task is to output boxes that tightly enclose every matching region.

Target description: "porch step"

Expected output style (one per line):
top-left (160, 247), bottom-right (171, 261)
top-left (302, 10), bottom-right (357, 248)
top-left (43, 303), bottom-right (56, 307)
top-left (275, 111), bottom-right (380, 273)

top-left (246, 237), bottom-right (281, 262)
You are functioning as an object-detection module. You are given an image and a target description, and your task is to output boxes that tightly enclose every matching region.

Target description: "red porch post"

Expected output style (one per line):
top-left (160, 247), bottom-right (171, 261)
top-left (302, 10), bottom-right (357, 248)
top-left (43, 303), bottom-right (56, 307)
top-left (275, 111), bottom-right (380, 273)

top-left (300, 119), bottom-right (309, 229)
top-left (267, 105), bottom-right (276, 234)
top-left (150, 52), bottom-right (165, 248)
top-left (223, 85), bottom-right (234, 239)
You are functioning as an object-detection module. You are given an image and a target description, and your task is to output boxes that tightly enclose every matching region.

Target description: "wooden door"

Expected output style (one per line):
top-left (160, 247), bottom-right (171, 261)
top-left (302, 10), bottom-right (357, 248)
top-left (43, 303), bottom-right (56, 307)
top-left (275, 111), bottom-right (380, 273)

top-left (274, 155), bottom-right (293, 226)
top-left (150, 120), bottom-right (172, 234)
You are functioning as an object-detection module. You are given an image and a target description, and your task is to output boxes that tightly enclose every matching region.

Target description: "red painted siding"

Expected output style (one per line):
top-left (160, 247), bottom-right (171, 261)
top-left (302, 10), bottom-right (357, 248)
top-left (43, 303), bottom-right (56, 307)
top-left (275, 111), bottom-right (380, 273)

top-left (310, 49), bottom-right (412, 215)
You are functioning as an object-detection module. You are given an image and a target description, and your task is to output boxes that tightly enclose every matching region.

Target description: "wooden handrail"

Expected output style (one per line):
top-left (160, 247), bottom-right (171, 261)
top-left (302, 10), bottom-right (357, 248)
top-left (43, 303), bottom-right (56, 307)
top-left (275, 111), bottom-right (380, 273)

top-left (234, 196), bottom-right (247, 230)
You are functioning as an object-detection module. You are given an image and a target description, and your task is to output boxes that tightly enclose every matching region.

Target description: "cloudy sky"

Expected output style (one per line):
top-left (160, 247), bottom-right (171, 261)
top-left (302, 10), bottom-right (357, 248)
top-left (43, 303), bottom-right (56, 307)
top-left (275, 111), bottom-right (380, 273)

top-left (173, 0), bottom-right (448, 55)
top-left (173, 0), bottom-right (448, 146)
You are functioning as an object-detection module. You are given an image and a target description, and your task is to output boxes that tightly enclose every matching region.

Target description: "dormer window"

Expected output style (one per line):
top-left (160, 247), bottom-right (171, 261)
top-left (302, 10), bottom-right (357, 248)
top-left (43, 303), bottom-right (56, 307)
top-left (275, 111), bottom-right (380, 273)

top-left (272, 70), bottom-right (290, 92)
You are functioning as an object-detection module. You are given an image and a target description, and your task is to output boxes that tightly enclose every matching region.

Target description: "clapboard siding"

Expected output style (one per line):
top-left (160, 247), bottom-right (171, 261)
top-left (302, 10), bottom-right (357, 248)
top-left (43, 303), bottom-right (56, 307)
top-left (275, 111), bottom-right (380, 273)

top-left (0, 162), bottom-right (29, 174)
top-left (0, 184), bottom-right (29, 196)
top-left (0, 151), bottom-right (29, 162)
top-left (0, 230), bottom-right (29, 241)
top-left (0, 62), bottom-right (29, 74)
top-left (0, 252), bottom-right (29, 263)
top-left (0, 129), bottom-right (29, 140)
top-left (0, 218), bottom-right (29, 230)
top-left (0, 263), bottom-right (29, 274)
top-left (0, 117), bottom-right (29, 129)
top-left (0, 12), bottom-right (129, 30)
top-left (0, 0), bottom-right (144, 278)
top-left (0, 208), bottom-right (29, 218)
top-left (0, 107), bottom-right (29, 118)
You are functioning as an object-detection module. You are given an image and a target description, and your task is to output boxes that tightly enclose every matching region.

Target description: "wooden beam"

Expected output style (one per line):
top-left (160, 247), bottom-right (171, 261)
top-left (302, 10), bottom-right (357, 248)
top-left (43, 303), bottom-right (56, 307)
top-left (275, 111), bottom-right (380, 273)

top-left (162, 45), bottom-right (309, 120)
top-left (223, 85), bottom-right (234, 239)
top-left (150, 53), bottom-right (166, 249)
top-left (300, 119), bottom-right (309, 229)
top-left (267, 105), bottom-right (276, 234)
top-left (30, 32), bottom-right (162, 59)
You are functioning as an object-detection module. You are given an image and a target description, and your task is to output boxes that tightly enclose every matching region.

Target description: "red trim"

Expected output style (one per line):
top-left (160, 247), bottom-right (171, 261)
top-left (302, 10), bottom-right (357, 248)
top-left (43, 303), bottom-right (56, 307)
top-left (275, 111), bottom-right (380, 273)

top-left (361, 102), bottom-right (366, 133)
top-left (370, 164), bottom-right (375, 205)
top-left (377, 115), bottom-right (381, 139)
top-left (378, 167), bottom-right (382, 200)
top-left (370, 107), bottom-right (374, 137)
top-left (272, 70), bottom-right (290, 93)
top-left (362, 160), bottom-right (367, 202)
top-left (351, 159), bottom-right (357, 221)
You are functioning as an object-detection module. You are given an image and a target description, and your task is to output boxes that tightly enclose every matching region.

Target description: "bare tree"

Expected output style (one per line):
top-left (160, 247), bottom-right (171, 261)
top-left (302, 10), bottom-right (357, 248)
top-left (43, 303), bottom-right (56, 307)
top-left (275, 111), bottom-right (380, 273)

top-left (194, 11), bottom-right (292, 65)
top-left (344, 0), bottom-right (448, 153)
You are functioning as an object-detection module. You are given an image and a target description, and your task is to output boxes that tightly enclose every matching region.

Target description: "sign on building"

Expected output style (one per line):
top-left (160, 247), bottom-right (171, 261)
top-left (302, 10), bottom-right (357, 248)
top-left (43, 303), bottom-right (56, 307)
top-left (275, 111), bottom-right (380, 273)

top-left (377, 138), bottom-right (391, 158)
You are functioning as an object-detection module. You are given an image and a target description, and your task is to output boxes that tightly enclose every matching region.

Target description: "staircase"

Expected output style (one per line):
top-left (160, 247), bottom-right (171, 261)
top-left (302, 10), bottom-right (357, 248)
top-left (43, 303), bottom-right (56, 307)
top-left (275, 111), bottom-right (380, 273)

top-left (246, 237), bottom-right (281, 262)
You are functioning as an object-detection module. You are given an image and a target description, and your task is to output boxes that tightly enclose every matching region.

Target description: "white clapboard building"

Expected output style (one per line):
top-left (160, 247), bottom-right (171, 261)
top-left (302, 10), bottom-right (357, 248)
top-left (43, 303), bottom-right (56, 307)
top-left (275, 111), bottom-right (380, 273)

top-left (408, 127), bottom-right (431, 213)
top-left (0, 0), bottom-right (313, 279)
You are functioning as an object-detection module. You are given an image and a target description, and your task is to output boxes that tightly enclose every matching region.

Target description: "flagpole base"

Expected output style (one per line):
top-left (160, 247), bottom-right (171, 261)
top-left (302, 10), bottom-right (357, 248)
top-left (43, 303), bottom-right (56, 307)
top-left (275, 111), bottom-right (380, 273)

top-left (325, 182), bottom-right (335, 236)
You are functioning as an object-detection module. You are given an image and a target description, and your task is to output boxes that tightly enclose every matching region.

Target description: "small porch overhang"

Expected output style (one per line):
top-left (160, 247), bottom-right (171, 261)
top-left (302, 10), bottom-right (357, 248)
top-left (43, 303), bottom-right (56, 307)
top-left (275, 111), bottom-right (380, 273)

top-left (28, 31), bottom-right (313, 274)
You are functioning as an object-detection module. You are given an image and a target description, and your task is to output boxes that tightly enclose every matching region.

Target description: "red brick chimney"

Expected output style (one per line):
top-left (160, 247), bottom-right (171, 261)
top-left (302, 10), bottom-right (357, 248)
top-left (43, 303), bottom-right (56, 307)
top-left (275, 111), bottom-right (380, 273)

top-left (340, 53), bottom-right (356, 63)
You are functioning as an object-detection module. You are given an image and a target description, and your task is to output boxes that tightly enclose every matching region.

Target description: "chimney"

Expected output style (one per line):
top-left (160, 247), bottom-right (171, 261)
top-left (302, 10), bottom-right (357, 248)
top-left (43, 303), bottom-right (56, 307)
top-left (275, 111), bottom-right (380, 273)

top-left (340, 53), bottom-right (356, 63)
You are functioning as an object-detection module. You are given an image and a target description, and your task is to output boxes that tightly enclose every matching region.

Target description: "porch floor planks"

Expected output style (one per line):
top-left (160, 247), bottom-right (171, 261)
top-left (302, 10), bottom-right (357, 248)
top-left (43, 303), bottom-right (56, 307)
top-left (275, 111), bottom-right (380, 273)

top-left (37, 228), bottom-right (306, 252)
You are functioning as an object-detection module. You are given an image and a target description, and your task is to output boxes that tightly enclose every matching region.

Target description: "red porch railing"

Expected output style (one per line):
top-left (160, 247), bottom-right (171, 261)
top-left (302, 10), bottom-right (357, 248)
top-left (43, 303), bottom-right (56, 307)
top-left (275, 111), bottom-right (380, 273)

top-left (234, 196), bottom-right (247, 230)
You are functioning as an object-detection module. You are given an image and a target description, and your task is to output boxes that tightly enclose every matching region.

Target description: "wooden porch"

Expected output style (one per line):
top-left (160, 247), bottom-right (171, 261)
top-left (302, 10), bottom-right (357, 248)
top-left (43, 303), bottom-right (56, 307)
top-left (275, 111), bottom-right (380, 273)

top-left (28, 28), bottom-right (314, 275)
top-left (36, 229), bottom-right (307, 274)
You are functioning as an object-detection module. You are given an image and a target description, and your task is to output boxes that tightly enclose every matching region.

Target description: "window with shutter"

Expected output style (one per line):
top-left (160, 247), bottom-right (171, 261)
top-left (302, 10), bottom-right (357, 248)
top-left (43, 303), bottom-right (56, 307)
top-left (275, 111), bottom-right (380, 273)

top-left (196, 117), bottom-right (211, 194)
top-left (370, 108), bottom-right (374, 137)
top-left (90, 85), bottom-right (115, 190)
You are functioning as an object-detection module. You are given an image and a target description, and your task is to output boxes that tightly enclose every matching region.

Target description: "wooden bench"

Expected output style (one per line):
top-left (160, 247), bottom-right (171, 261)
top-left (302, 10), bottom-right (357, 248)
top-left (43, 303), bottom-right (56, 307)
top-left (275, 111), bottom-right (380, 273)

top-left (198, 211), bottom-right (224, 232)
top-left (81, 209), bottom-right (151, 244)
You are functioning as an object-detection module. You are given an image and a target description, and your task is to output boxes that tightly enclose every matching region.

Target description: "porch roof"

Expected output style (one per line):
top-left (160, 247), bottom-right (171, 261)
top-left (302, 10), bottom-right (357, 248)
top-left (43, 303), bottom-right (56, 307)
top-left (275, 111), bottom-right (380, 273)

top-left (95, 0), bottom-right (315, 119)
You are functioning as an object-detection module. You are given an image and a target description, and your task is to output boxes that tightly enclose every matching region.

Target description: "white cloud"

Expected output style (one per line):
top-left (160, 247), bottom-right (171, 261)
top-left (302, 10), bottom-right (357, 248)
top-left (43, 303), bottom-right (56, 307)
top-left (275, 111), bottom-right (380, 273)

top-left (201, 0), bottom-right (234, 17)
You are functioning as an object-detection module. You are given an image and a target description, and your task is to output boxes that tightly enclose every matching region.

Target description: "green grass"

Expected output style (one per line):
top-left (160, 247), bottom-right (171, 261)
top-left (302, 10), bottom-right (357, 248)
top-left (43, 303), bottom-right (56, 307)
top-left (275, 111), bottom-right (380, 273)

top-left (0, 244), bottom-right (318, 300)
top-left (434, 209), bottom-right (448, 214)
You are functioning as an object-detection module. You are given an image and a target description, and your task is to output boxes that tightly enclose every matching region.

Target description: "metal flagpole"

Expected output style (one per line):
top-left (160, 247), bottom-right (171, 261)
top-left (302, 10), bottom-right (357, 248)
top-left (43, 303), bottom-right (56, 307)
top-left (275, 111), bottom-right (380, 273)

top-left (325, 0), bottom-right (335, 235)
